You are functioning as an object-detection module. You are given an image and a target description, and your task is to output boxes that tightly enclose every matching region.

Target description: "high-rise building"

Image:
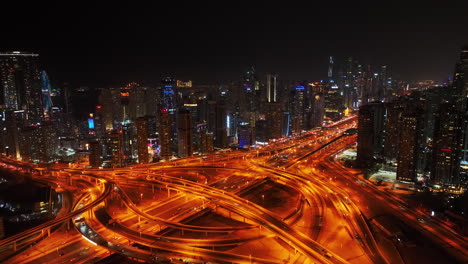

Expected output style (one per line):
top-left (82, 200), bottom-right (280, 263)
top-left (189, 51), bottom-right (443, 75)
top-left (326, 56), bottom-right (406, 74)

top-left (452, 45), bottom-right (468, 165)
top-left (266, 73), bottom-right (278, 103)
top-left (0, 110), bottom-right (21, 159)
top-left (19, 122), bottom-right (58, 163)
top-left (159, 109), bottom-right (172, 160)
top-left (291, 85), bottom-right (306, 135)
top-left (40, 71), bottom-right (53, 118)
top-left (356, 102), bottom-right (385, 168)
top-left (136, 117), bottom-right (149, 164)
top-left (161, 77), bottom-right (178, 114)
top-left (177, 109), bottom-right (193, 157)
top-left (383, 102), bottom-right (403, 161)
top-left (215, 103), bottom-right (227, 149)
top-left (431, 103), bottom-right (464, 185)
top-left (199, 131), bottom-right (214, 154)
top-left (88, 140), bottom-right (102, 168)
top-left (0, 52), bottom-right (43, 124)
top-left (265, 102), bottom-right (283, 141)
top-left (452, 44), bottom-right (468, 107)
top-left (109, 130), bottom-right (124, 168)
top-left (324, 83), bottom-right (344, 121)
top-left (305, 82), bottom-right (325, 129)
top-left (328, 56), bottom-right (334, 82)
top-left (238, 123), bottom-right (254, 147)
top-left (396, 112), bottom-right (422, 183)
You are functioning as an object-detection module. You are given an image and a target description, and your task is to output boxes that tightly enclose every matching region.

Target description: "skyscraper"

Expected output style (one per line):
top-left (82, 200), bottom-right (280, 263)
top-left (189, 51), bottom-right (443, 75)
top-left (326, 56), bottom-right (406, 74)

top-left (266, 73), bottom-right (278, 103)
top-left (88, 140), bottom-right (102, 168)
top-left (383, 102), bottom-right (403, 161)
top-left (109, 130), bottom-right (124, 168)
top-left (356, 102), bottom-right (385, 168)
top-left (177, 109), bottom-right (192, 157)
top-left (328, 56), bottom-right (334, 82)
top-left (214, 103), bottom-right (228, 149)
top-left (136, 117), bottom-right (149, 164)
top-left (396, 112), bottom-right (421, 183)
top-left (265, 102), bottom-right (283, 141)
top-left (431, 103), bottom-right (464, 185)
top-left (452, 44), bottom-right (468, 107)
top-left (161, 77), bottom-right (177, 114)
top-left (0, 52), bottom-right (43, 124)
top-left (452, 45), bottom-right (468, 165)
top-left (159, 109), bottom-right (172, 160)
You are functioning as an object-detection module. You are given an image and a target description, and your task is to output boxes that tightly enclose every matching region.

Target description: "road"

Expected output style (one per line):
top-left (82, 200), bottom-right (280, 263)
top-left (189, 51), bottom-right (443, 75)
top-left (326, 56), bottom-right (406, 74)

top-left (1, 114), bottom-right (466, 264)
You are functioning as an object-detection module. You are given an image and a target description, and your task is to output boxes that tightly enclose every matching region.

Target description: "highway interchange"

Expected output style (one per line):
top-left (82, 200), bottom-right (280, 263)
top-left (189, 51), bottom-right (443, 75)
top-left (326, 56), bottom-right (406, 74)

top-left (0, 115), bottom-right (467, 264)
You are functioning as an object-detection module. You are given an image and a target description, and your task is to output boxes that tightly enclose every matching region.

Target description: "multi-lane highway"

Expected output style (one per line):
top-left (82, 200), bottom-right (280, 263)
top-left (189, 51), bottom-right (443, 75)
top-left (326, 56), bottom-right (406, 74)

top-left (0, 114), bottom-right (467, 264)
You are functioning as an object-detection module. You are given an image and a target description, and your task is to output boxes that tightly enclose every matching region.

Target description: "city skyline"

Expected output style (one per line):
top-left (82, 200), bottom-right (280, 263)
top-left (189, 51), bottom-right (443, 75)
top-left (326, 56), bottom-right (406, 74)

top-left (1, 2), bottom-right (468, 264)
top-left (2, 2), bottom-right (468, 86)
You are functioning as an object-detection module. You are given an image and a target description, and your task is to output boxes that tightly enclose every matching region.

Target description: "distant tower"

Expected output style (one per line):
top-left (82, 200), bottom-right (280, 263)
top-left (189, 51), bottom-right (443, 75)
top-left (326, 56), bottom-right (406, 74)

top-left (161, 77), bottom-right (177, 114)
top-left (0, 52), bottom-right (43, 124)
top-left (136, 117), bottom-right (149, 164)
top-left (327, 56), bottom-right (334, 82)
top-left (40, 71), bottom-right (53, 118)
top-left (177, 109), bottom-right (193, 157)
top-left (266, 73), bottom-right (278, 103)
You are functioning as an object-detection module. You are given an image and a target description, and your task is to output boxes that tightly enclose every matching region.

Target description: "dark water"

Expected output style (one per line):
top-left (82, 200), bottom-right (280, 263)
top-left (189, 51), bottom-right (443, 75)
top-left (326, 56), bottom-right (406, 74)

top-left (0, 169), bottom-right (58, 238)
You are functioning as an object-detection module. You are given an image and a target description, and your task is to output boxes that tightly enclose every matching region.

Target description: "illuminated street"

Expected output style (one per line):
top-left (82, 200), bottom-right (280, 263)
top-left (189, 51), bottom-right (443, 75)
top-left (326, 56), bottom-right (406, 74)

top-left (0, 115), bottom-right (464, 264)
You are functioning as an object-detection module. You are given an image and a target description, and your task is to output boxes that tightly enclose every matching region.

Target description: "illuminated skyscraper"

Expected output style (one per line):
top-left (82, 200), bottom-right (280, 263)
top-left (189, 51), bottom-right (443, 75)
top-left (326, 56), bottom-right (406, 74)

top-left (356, 102), bottom-right (385, 168)
top-left (328, 56), bottom-right (334, 82)
top-left (266, 73), bottom-right (278, 103)
top-left (40, 71), bottom-right (53, 118)
top-left (161, 77), bottom-right (177, 114)
top-left (199, 131), bottom-right (214, 154)
top-left (431, 103), bottom-right (464, 185)
top-left (177, 109), bottom-right (192, 157)
top-left (452, 45), bottom-right (468, 165)
top-left (214, 103), bottom-right (228, 149)
top-left (265, 102), bottom-right (283, 140)
top-left (383, 102), bottom-right (403, 161)
top-left (0, 52), bottom-right (43, 124)
top-left (238, 123), bottom-right (254, 147)
top-left (136, 117), bottom-right (149, 164)
top-left (159, 109), bottom-right (172, 160)
top-left (88, 140), bottom-right (102, 168)
top-left (305, 82), bottom-right (325, 129)
top-left (396, 112), bottom-right (421, 183)
top-left (18, 121), bottom-right (58, 163)
top-left (291, 85), bottom-right (306, 135)
top-left (324, 83), bottom-right (344, 121)
top-left (109, 130), bottom-right (124, 168)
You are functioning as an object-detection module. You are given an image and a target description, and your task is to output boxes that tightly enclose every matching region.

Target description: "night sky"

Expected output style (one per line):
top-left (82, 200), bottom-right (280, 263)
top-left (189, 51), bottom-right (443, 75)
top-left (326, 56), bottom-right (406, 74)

top-left (3, 1), bottom-right (468, 87)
